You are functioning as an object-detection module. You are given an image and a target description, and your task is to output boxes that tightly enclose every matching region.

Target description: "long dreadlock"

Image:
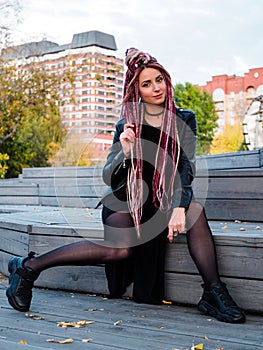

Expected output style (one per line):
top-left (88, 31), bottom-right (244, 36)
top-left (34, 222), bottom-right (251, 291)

top-left (121, 48), bottom-right (180, 233)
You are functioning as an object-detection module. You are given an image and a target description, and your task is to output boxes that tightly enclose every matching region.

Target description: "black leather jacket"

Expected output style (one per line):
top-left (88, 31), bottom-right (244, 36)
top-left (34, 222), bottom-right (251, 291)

top-left (101, 107), bottom-right (197, 211)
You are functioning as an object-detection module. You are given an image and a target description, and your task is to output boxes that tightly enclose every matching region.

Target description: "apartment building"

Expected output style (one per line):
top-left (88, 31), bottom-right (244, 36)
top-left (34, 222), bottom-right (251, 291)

top-left (2, 30), bottom-right (124, 161)
top-left (198, 68), bottom-right (263, 132)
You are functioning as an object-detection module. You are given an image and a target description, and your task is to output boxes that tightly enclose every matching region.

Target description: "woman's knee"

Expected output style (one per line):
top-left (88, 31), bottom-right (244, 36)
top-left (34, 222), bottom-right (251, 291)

top-left (109, 247), bottom-right (131, 261)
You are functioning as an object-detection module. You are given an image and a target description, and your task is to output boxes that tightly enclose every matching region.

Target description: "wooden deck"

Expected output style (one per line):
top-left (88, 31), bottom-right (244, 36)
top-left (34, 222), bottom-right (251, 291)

top-left (0, 274), bottom-right (262, 350)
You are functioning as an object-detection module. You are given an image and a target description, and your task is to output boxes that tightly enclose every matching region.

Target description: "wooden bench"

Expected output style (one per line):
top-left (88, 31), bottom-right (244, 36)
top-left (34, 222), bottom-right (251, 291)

top-left (0, 205), bottom-right (262, 313)
top-left (0, 149), bottom-right (262, 313)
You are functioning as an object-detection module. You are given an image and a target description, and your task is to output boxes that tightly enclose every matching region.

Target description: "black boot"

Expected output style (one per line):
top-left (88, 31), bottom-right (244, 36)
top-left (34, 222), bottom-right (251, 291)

top-left (6, 252), bottom-right (39, 312)
top-left (197, 282), bottom-right (246, 323)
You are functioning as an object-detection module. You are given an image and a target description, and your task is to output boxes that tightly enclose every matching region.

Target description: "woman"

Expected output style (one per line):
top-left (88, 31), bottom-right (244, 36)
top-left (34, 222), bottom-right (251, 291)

top-left (6, 48), bottom-right (245, 323)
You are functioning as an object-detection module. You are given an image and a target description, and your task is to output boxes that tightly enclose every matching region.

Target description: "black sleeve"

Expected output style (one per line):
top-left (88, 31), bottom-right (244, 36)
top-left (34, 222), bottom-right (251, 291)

top-left (102, 119), bottom-right (131, 190)
top-left (171, 109), bottom-right (197, 210)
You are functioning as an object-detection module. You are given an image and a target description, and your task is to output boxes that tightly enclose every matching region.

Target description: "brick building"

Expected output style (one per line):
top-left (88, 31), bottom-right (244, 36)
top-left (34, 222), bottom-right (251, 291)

top-left (2, 30), bottom-right (124, 162)
top-left (198, 68), bottom-right (263, 132)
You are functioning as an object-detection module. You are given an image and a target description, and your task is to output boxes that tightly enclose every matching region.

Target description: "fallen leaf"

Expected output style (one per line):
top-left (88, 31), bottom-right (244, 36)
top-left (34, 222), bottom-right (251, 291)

top-left (191, 344), bottom-right (203, 350)
top-left (57, 320), bottom-right (94, 328)
top-left (25, 313), bottom-right (45, 320)
top-left (82, 338), bottom-right (92, 343)
top-left (47, 338), bottom-right (73, 344)
top-left (139, 315), bottom-right (147, 318)
top-left (240, 227), bottom-right (246, 231)
top-left (19, 340), bottom-right (27, 344)
top-left (234, 220), bottom-right (241, 223)
top-left (204, 335), bottom-right (208, 339)
top-left (162, 299), bottom-right (172, 305)
top-left (223, 225), bottom-right (228, 229)
top-left (114, 320), bottom-right (122, 326)
top-left (255, 226), bottom-right (261, 230)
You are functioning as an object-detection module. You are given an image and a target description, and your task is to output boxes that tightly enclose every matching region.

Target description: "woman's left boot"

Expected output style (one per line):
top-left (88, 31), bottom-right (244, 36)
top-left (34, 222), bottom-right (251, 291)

top-left (197, 282), bottom-right (246, 323)
top-left (6, 252), bottom-right (39, 312)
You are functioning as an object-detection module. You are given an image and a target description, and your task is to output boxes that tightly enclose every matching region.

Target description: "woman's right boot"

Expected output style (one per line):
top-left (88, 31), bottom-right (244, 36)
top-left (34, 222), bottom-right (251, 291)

top-left (6, 252), bottom-right (39, 312)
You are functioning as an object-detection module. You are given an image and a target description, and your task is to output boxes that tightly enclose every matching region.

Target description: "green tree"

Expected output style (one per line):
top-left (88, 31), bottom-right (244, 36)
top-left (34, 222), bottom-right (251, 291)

top-left (174, 82), bottom-right (218, 154)
top-left (0, 58), bottom-right (71, 177)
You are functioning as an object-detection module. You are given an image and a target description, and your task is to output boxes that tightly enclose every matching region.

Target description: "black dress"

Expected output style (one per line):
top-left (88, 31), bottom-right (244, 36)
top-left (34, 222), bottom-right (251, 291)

top-left (103, 121), bottom-right (169, 305)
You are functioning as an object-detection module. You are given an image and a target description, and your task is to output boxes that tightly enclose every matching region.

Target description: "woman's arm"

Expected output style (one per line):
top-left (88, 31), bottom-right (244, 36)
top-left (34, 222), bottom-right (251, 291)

top-left (168, 109), bottom-right (197, 242)
top-left (102, 119), bottom-right (134, 190)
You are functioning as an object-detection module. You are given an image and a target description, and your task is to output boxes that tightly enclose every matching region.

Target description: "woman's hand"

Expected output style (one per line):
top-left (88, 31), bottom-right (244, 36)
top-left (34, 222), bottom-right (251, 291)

top-left (120, 124), bottom-right (135, 157)
top-left (167, 207), bottom-right (186, 243)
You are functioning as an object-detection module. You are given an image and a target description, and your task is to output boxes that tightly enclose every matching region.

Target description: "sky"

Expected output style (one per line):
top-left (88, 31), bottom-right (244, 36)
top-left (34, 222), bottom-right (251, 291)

top-left (5, 0), bottom-right (263, 85)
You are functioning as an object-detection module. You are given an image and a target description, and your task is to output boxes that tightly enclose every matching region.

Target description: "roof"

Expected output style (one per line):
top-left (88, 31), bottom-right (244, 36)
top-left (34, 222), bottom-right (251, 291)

top-left (1, 30), bottom-right (117, 59)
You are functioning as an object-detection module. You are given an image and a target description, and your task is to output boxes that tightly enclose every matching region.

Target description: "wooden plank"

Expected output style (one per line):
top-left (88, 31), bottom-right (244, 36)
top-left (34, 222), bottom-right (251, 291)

top-left (194, 176), bottom-right (263, 199)
top-left (34, 265), bottom-right (108, 294)
top-left (0, 228), bottom-right (29, 256)
top-left (0, 197), bottom-right (39, 205)
top-left (166, 236), bottom-right (263, 279)
top-left (164, 273), bottom-right (263, 312)
top-left (39, 184), bottom-right (105, 197)
top-left (22, 166), bottom-right (103, 178)
top-left (29, 236), bottom-right (104, 254)
top-left (197, 149), bottom-right (262, 170)
top-left (39, 196), bottom-right (100, 208)
top-left (204, 199), bottom-right (263, 221)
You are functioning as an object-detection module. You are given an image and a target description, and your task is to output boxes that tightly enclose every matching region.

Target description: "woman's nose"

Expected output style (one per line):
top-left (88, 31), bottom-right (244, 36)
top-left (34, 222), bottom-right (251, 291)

top-left (153, 83), bottom-right (160, 91)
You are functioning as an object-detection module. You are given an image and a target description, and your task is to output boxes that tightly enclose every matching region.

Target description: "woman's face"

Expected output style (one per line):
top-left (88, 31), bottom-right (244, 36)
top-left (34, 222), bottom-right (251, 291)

top-left (138, 68), bottom-right (166, 105)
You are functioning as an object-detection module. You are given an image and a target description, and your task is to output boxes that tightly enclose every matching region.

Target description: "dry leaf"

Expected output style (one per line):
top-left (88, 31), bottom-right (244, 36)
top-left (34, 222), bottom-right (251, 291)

top-left (114, 320), bottom-right (122, 326)
top-left (19, 340), bottom-right (27, 345)
top-left (162, 299), bottom-right (172, 305)
top-left (25, 313), bottom-right (45, 320)
top-left (204, 335), bottom-right (208, 340)
top-left (223, 225), bottom-right (228, 229)
top-left (234, 220), bottom-right (241, 223)
top-left (255, 226), bottom-right (261, 230)
top-left (82, 338), bottom-right (92, 343)
top-left (47, 338), bottom-right (73, 344)
top-left (191, 344), bottom-right (203, 350)
top-left (57, 320), bottom-right (94, 328)
top-left (240, 227), bottom-right (246, 231)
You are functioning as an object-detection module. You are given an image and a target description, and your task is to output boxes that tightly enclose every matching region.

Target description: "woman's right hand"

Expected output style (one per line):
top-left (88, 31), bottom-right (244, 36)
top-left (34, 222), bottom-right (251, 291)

top-left (119, 124), bottom-right (135, 157)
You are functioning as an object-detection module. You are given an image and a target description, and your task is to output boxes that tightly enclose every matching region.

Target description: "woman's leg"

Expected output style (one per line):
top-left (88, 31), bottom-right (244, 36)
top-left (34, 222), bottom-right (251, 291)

top-left (186, 201), bottom-right (246, 323)
top-left (186, 201), bottom-right (220, 289)
top-left (6, 209), bottom-right (134, 312)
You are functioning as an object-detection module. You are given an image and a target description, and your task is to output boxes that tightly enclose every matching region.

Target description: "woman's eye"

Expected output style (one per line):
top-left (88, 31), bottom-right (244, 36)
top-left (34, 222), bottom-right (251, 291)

top-left (156, 76), bottom-right (163, 82)
top-left (142, 82), bottom-right (150, 87)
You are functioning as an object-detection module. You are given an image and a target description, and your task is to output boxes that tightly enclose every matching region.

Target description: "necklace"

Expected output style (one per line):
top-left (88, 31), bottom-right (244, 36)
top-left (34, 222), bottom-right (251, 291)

top-left (145, 108), bottom-right (163, 117)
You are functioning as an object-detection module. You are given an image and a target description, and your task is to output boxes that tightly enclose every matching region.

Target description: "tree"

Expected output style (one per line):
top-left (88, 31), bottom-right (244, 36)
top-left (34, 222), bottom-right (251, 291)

top-left (0, 57), bottom-right (72, 177)
top-left (174, 82), bottom-right (218, 154)
top-left (209, 120), bottom-right (245, 154)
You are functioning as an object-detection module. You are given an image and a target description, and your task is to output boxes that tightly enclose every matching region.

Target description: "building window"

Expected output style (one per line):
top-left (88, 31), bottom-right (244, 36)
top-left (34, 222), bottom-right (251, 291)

top-left (212, 88), bottom-right (224, 101)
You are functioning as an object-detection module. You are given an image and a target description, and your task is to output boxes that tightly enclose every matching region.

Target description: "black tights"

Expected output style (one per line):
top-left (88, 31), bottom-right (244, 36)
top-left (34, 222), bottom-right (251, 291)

top-left (25, 202), bottom-right (220, 289)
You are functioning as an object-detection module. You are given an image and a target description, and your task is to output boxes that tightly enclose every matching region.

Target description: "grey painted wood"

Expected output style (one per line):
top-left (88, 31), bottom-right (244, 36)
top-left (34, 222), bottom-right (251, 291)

top-left (0, 277), bottom-right (262, 350)
top-left (0, 206), bottom-right (262, 313)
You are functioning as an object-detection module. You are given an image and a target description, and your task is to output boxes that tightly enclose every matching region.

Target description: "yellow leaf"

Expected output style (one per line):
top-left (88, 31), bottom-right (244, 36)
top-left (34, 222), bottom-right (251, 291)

top-left (223, 225), bottom-right (228, 229)
top-left (162, 299), bottom-right (172, 305)
top-left (191, 344), bottom-right (203, 350)
top-left (46, 338), bottom-right (73, 344)
top-left (114, 320), bottom-right (122, 326)
top-left (19, 340), bottom-right (27, 344)
top-left (82, 338), bottom-right (92, 343)
top-left (57, 320), bottom-right (94, 328)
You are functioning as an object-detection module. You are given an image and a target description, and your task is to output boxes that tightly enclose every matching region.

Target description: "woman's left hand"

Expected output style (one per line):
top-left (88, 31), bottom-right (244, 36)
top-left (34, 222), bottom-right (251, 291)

top-left (167, 207), bottom-right (186, 243)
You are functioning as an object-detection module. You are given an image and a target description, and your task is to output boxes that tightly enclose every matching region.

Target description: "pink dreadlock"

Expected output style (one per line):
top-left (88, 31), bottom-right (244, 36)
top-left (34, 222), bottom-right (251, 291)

top-left (121, 48), bottom-right (180, 231)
